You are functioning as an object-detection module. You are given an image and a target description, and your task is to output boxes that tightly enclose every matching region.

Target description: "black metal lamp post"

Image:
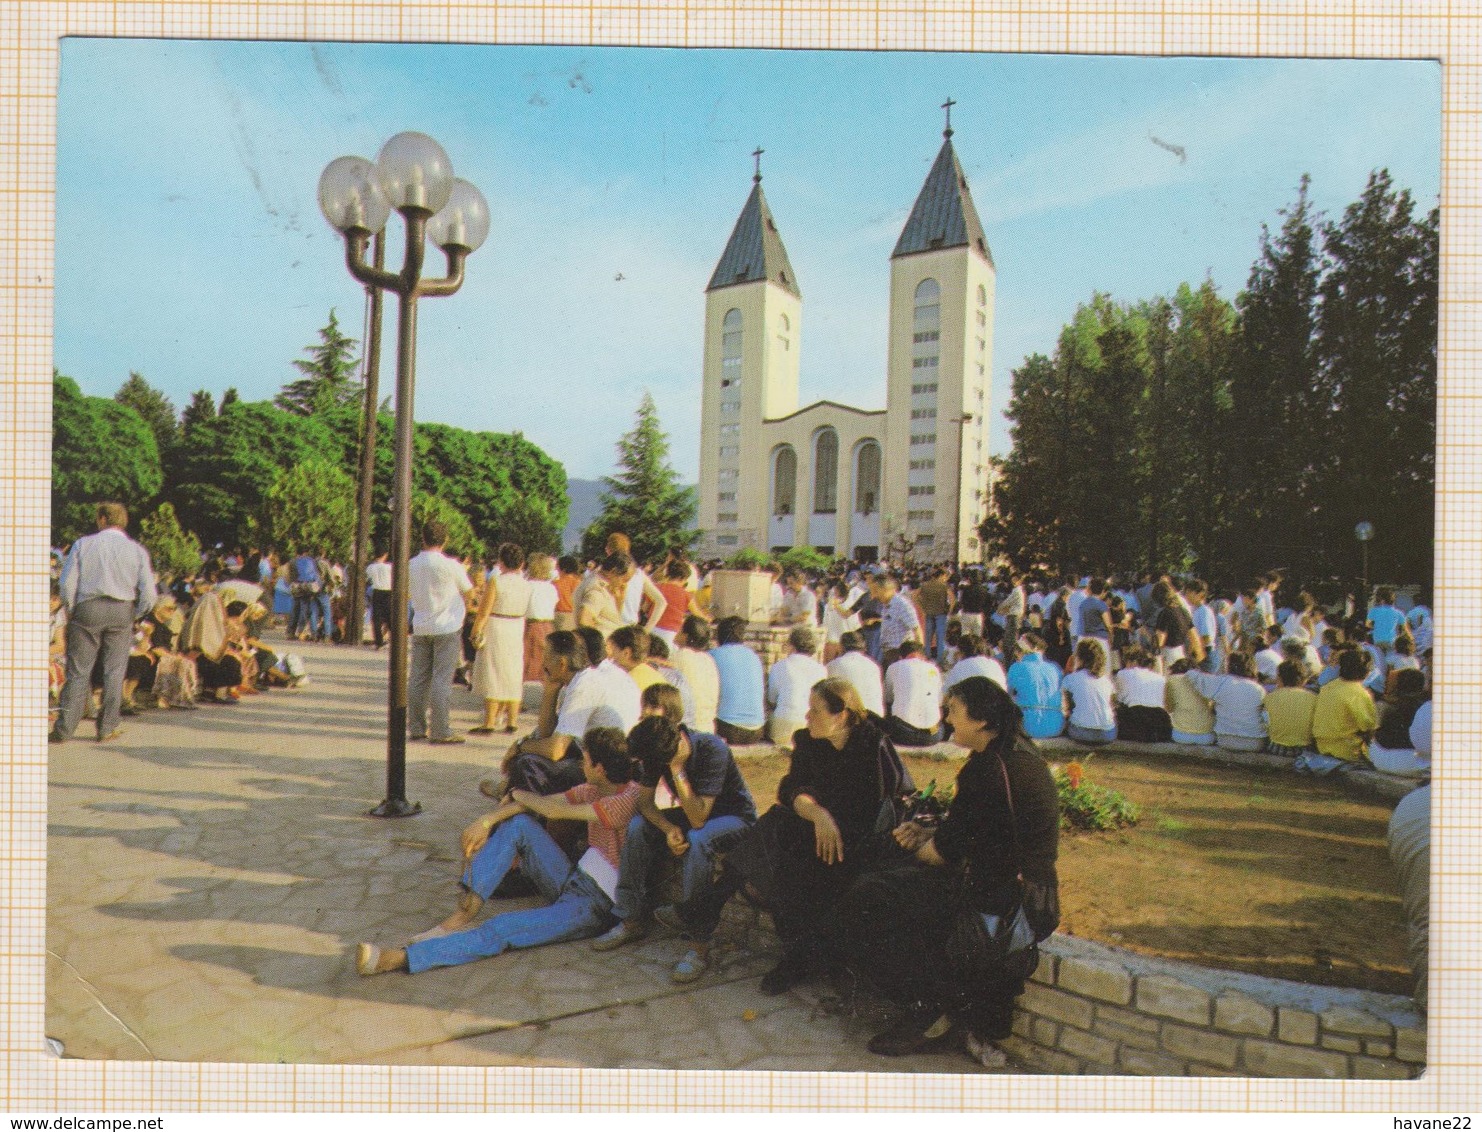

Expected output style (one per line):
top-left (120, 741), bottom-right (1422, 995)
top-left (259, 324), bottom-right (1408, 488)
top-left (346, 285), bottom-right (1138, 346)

top-left (317, 133), bottom-right (490, 817)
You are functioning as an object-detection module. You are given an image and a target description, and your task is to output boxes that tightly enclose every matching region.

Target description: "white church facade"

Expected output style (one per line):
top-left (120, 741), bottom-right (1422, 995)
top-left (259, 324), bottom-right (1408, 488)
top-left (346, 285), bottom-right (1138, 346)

top-left (696, 120), bottom-right (996, 564)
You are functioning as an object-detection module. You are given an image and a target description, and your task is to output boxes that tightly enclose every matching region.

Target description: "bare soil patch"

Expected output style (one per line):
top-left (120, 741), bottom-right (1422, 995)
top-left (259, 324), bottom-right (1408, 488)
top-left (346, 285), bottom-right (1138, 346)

top-left (735, 746), bottom-right (1411, 996)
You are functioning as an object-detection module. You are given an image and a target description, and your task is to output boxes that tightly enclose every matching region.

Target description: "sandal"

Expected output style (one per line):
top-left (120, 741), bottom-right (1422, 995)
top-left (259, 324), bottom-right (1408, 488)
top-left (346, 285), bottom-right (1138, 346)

top-left (671, 948), bottom-right (709, 984)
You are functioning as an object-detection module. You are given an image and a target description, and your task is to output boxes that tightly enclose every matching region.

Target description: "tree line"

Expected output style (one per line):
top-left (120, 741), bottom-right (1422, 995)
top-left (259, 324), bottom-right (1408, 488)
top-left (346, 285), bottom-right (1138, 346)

top-left (52, 309), bottom-right (569, 576)
top-left (983, 170), bottom-right (1437, 594)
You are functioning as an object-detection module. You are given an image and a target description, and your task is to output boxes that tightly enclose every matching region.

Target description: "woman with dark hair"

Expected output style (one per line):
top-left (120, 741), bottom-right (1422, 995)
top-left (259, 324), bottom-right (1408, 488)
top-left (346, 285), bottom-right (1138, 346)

top-left (663, 677), bottom-right (910, 995)
top-left (471, 542), bottom-right (530, 735)
top-left (832, 676), bottom-right (1060, 1068)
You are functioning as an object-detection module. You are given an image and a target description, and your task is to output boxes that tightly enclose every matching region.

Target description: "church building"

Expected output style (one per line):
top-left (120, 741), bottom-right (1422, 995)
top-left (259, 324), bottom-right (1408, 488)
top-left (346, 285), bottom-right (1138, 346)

top-left (696, 114), bottom-right (995, 564)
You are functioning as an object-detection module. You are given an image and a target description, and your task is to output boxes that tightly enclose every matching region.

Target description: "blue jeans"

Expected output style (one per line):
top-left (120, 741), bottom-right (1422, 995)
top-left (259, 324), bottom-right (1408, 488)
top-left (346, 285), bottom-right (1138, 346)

top-left (316, 592), bottom-right (333, 639)
top-left (612, 812), bottom-right (751, 923)
top-left (927, 614), bottom-right (949, 662)
top-left (406, 814), bottom-right (613, 972)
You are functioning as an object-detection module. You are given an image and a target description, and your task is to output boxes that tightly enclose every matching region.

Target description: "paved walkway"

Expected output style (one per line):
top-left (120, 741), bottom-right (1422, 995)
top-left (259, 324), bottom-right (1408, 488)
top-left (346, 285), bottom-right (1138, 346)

top-left (46, 639), bottom-right (998, 1072)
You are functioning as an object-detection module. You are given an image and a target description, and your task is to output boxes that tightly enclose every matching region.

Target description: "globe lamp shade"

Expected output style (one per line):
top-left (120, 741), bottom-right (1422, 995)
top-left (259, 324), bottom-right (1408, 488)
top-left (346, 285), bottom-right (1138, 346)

top-left (426, 178), bottom-right (490, 253)
top-left (374, 131), bottom-right (454, 214)
top-left (317, 156), bottom-right (391, 234)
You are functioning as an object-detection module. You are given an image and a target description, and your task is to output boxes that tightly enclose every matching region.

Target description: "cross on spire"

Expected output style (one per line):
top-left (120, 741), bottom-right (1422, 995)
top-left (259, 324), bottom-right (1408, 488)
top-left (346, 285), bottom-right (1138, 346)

top-left (943, 97), bottom-right (956, 138)
top-left (752, 146), bottom-right (764, 183)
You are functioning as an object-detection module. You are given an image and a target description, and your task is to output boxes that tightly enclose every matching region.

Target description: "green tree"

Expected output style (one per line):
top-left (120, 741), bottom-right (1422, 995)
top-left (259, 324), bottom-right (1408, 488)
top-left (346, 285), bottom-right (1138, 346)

top-left (776, 546), bottom-right (832, 574)
top-left (181, 389), bottom-right (217, 434)
top-left (258, 458), bottom-right (357, 561)
top-left (1226, 176), bottom-right (1322, 582)
top-left (138, 501), bottom-right (202, 579)
top-left (52, 372), bottom-right (162, 544)
top-left (582, 393), bottom-right (697, 563)
top-left (276, 309), bottom-right (361, 416)
top-left (1313, 170), bottom-right (1437, 587)
top-left (411, 492), bottom-right (485, 561)
top-left (114, 372), bottom-right (178, 460)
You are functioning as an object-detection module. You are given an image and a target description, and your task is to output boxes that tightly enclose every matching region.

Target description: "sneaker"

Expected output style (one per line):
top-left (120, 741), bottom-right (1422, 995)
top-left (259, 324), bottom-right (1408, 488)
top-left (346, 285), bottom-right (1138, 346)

top-left (867, 1003), bottom-right (954, 1056)
top-left (354, 942), bottom-right (382, 977)
top-left (671, 948), bottom-right (709, 984)
top-left (590, 920), bottom-right (648, 952)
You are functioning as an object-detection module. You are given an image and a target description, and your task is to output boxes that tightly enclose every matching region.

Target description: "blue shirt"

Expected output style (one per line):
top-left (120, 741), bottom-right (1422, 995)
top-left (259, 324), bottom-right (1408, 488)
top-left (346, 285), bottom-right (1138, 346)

top-left (642, 727), bottom-right (757, 824)
top-left (710, 643), bottom-right (766, 729)
top-left (1007, 653), bottom-right (1065, 739)
top-left (1367, 605), bottom-right (1405, 646)
top-left (292, 554), bottom-right (321, 585)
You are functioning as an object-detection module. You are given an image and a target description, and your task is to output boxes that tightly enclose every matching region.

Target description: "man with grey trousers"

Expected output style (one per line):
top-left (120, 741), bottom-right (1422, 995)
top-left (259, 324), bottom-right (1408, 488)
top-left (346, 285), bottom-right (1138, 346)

top-left (50, 502), bottom-right (156, 744)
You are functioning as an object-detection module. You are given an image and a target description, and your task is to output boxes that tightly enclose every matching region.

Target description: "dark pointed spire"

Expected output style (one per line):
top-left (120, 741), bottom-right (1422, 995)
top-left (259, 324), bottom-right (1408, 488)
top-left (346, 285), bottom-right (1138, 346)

top-left (892, 125), bottom-right (992, 266)
top-left (706, 160), bottom-right (801, 296)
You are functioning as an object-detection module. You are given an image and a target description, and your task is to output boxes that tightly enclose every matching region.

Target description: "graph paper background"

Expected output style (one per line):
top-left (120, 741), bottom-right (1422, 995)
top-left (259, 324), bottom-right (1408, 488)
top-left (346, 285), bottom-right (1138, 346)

top-left (2, 0), bottom-right (1478, 1114)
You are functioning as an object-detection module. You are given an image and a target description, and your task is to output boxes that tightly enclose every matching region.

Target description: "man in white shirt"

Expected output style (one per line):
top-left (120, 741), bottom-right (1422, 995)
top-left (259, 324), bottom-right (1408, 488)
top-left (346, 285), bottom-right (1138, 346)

top-left (485, 628), bottom-right (641, 799)
top-left (774, 570), bottom-right (819, 628)
top-left (826, 630), bottom-right (885, 717)
top-left (767, 626), bottom-right (828, 747)
top-left (407, 521), bottom-right (474, 744)
top-left (1065, 577), bottom-right (1089, 647)
top-left (882, 639), bottom-right (943, 748)
top-left (943, 634), bottom-right (1007, 692)
top-left (51, 502), bottom-right (157, 744)
top-left (366, 549), bottom-right (394, 649)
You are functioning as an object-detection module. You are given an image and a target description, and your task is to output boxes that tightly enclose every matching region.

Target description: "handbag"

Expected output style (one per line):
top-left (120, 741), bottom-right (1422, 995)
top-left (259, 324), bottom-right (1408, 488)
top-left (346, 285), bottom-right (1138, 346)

top-left (943, 749), bottom-right (1038, 978)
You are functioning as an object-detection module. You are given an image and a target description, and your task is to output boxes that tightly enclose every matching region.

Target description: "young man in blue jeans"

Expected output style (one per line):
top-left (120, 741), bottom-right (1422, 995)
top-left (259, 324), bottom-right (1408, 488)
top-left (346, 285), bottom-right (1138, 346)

top-left (355, 727), bottom-right (641, 976)
top-left (591, 715), bottom-right (756, 983)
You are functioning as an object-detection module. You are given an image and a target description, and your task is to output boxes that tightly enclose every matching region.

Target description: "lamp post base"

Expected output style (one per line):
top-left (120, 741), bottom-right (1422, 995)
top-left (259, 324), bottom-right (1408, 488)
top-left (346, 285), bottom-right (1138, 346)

top-left (367, 798), bottom-right (423, 819)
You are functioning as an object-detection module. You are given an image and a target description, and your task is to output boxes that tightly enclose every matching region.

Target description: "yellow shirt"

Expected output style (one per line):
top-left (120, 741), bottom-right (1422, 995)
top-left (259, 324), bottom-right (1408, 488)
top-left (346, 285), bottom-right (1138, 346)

top-left (627, 662), bottom-right (665, 695)
top-left (1164, 673), bottom-right (1214, 736)
top-left (1311, 679), bottom-right (1378, 761)
top-left (1263, 686), bottom-right (1317, 748)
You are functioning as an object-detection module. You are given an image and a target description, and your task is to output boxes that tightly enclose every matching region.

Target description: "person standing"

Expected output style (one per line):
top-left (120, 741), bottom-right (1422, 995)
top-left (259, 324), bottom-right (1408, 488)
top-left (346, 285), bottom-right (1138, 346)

top-left (996, 572), bottom-right (1025, 669)
top-left (917, 567), bottom-right (953, 664)
top-left (51, 503), bottom-right (157, 744)
top-left (407, 521), bottom-right (473, 745)
top-left (366, 548), bottom-right (393, 649)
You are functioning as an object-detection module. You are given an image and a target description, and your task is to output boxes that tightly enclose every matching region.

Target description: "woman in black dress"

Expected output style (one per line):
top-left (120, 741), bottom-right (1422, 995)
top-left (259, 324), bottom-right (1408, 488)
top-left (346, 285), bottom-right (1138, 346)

top-left (831, 676), bottom-right (1061, 1067)
top-left (666, 677), bottom-right (909, 995)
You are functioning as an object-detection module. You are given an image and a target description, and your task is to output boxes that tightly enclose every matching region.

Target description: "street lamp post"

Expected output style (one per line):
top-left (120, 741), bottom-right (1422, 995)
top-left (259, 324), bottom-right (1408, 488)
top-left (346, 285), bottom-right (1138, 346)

top-left (951, 412), bottom-right (975, 567)
top-left (318, 134), bottom-right (490, 818)
top-left (345, 233), bottom-right (385, 648)
top-left (1356, 520), bottom-right (1375, 606)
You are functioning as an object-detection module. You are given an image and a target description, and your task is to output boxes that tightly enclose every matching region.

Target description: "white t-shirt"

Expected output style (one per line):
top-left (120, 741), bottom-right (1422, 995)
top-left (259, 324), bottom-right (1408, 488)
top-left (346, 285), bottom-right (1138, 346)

top-left (526, 578), bottom-right (559, 620)
top-left (365, 561), bottom-right (393, 591)
top-left (767, 652), bottom-right (828, 722)
top-left (1115, 665), bottom-right (1167, 710)
top-left (884, 656), bottom-right (943, 731)
top-left (943, 655), bottom-right (1007, 692)
top-left (407, 550), bottom-right (472, 636)
top-left (1254, 646), bottom-right (1284, 683)
top-left (1409, 700), bottom-right (1432, 756)
top-left (620, 570), bottom-right (650, 626)
top-left (1188, 671), bottom-right (1267, 739)
top-left (554, 661), bottom-right (641, 738)
top-left (826, 650), bottom-right (885, 717)
top-left (1062, 669), bottom-right (1116, 731)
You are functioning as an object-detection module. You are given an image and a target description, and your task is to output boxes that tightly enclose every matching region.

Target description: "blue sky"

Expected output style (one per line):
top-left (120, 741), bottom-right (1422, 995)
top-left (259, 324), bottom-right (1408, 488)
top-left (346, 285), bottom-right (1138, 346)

top-left (55, 41), bottom-right (1439, 481)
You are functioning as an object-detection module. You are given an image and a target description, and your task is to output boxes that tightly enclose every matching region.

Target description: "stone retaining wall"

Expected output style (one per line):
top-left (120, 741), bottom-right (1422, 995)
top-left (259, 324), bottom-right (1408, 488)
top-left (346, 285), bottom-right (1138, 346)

top-left (1003, 934), bottom-right (1426, 1078)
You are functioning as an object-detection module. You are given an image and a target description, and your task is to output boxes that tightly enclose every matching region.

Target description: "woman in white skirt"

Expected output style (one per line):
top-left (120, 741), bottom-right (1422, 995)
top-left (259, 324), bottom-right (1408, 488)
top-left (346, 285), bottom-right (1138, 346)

top-left (470, 543), bottom-right (531, 735)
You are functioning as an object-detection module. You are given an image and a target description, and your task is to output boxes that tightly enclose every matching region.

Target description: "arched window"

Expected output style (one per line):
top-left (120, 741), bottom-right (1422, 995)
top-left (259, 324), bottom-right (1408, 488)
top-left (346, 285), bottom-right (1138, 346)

top-left (813, 429), bottom-right (838, 514)
top-left (721, 309), bottom-right (742, 389)
top-left (854, 441), bottom-right (881, 515)
top-left (772, 446), bottom-right (797, 516)
top-left (914, 278), bottom-right (940, 331)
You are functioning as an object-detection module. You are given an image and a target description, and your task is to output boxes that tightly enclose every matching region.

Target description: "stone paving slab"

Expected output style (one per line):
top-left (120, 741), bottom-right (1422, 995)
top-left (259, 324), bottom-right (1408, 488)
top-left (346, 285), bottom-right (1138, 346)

top-left (46, 638), bottom-right (1008, 1074)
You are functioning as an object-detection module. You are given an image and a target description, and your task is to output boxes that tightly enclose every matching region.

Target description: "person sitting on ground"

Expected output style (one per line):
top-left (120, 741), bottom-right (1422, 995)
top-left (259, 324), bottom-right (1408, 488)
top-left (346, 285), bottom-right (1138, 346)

top-left (1253, 625), bottom-right (1285, 687)
top-left (1185, 651), bottom-right (1268, 752)
top-left (1304, 647), bottom-right (1378, 776)
top-left (1006, 632), bottom-right (1064, 740)
top-left (943, 633), bottom-right (1007, 693)
top-left (179, 579), bottom-right (243, 704)
top-left (607, 624), bottom-right (664, 696)
top-left (1262, 660), bottom-right (1318, 761)
top-left (356, 726), bottom-right (644, 977)
top-left (1367, 667), bottom-right (1430, 777)
top-left (1281, 635), bottom-right (1323, 687)
top-left (827, 629), bottom-right (885, 718)
top-left (1388, 783), bottom-right (1430, 1012)
top-left (709, 616), bottom-right (767, 746)
top-left (482, 630), bottom-right (641, 800)
top-left (1113, 645), bottom-right (1171, 743)
top-left (1164, 658), bottom-right (1215, 745)
top-left (882, 639), bottom-right (944, 748)
top-left (665, 678), bottom-right (910, 997)
top-left (644, 634), bottom-right (698, 729)
top-left (1061, 638), bottom-right (1117, 746)
top-left (672, 617), bottom-right (719, 734)
top-left (1384, 630), bottom-right (1421, 696)
top-left (767, 626), bottom-right (828, 748)
top-left (593, 716), bottom-right (757, 984)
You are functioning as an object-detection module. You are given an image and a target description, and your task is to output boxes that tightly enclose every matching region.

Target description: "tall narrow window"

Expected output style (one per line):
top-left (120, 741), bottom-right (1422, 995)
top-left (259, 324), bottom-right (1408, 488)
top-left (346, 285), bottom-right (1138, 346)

top-left (854, 441), bottom-right (881, 515)
top-left (813, 429), bottom-right (838, 514)
top-left (772, 446), bottom-right (797, 516)
top-left (778, 312), bottom-right (791, 352)
top-left (913, 279), bottom-right (941, 426)
top-left (721, 308), bottom-right (742, 388)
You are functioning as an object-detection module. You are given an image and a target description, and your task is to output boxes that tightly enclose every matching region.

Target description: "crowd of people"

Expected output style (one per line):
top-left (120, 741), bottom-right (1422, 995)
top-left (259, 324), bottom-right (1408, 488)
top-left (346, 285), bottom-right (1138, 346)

top-left (49, 505), bottom-right (1432, 1058)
